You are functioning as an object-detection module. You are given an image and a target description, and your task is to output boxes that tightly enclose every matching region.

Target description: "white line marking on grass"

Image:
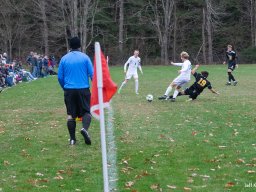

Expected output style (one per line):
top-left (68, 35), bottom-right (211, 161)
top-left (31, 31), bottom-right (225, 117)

top-left (106, 102), bottom-right (118, 191)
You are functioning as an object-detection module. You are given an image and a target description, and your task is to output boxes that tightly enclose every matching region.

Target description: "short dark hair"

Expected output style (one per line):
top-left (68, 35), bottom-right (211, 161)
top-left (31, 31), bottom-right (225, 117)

top-left (69, 37), bottom-right (81, 49)
top-left (201, 71), bottom-right (209, 78)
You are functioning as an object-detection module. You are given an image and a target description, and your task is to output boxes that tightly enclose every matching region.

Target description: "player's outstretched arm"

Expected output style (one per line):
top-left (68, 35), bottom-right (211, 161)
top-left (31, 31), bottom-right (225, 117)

top-left (170, 61), bottom-right (183, 66)
top-left (191, 64), bottom-right (200, 75)
top-left (210, 88), bottom-right (220, 95)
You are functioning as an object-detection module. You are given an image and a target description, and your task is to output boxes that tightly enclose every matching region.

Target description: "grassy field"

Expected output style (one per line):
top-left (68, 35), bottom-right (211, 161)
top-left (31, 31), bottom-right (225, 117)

top-left (0, 65), bottom-right (256, 192)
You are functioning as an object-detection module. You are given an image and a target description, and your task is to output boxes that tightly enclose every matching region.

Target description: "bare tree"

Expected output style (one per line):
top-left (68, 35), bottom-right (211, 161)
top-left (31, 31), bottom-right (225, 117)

top-left (118, 0), bottom-right (124, 56)
top-left (202, 7), bottom-right (207, 64)
top-left (31, 0), bottom-right (49, 56)
top-left (149, 0), bottom-right (175, 65)
top-left (0, 0), bottom-right (30, 60)
top-left (248, 0), bottom-right (256, 47)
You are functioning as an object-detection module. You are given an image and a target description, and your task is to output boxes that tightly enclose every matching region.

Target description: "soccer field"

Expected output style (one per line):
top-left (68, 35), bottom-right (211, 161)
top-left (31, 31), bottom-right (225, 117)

top-left (0, 65), bottom-right (255, 192)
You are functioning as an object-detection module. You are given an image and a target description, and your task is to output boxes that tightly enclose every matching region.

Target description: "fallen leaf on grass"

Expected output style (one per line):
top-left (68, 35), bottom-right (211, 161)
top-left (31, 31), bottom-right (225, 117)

top-left (36, 172), bottom-right (44, 177)
top-left (150, 184), bottom-right (162, 191)
top-left (57, 170), bottom-right (65, 174)
top-left (187, 177), bottom-right (194, 183)
top-left (135, 170), bottom-right (149, 179)
top-left (247, 170), bottom-right (255, 174)
top-left (54, 175), bottom-right (64, 180)
top-left (236, 159), bottom-right (245, 164)
top-left (125, 181), bottom-right (134, 188)
top-left (183, 187), bottom-right (192, 191)
top-left (167, 185), bottom-right (176, 189)
top-left (192, 131), bottom-right (197, 136)
top-left (3, 160), bottom-right (10, 166)
top-left (225, 182), bottom-right (235, 188)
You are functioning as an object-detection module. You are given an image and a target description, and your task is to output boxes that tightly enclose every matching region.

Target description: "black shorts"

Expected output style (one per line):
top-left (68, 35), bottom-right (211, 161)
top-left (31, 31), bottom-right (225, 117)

top-left (64, 88), bottom-right (91, 118)
top-left (184, 87), bottom-right (199, 100)
top-left (228, 63), bottom-right (236, 71)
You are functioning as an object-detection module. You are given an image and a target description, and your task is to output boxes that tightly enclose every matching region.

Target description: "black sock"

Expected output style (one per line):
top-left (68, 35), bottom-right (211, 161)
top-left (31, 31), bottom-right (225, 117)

top-left (82, 113), bottom-right (92, 131)
top-left (228, 72), bottom-right (232, 82)
top-left (67, 119), bottom-right (76, 140)
top-left (230, 74), bottom-right (236, 81)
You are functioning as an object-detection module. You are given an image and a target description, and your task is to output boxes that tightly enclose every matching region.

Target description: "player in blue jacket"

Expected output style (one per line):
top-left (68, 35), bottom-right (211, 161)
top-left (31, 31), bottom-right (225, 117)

top-left (58, 37), bottom-right (93, 145)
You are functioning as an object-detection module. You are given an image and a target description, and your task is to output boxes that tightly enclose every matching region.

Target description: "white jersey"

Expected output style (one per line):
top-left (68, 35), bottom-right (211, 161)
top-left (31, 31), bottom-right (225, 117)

top-left (173, 60), bottom-right (192, 80)
top-left (124, 56), bottom-right (141, 74)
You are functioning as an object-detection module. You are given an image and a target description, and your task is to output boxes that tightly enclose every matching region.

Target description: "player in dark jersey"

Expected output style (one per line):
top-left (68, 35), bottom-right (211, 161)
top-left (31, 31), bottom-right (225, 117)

top-left (223, 45), bottom-right (238, 86)
top-left (169, 65), bottom-right (219, 101)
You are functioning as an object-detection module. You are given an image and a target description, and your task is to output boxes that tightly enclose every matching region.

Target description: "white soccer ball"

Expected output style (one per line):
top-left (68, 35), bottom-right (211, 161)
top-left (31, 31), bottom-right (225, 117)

top-left (146, 94), bottom-right (153, 102)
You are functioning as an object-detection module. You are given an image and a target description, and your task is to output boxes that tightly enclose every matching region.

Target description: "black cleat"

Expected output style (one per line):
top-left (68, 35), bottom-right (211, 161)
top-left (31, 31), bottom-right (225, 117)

top-left (226, 82), bottom-right (231, 86)
top-left (69, 139), bottom-right (76, 145)
top-left (158, 95), bottom-right (168, 100)
top-left (80, 128), bottom-right (91, 145)
top-left (233, 81), bottom-right (238, 86)
top-left (170, 98), bottom-right (176, 102)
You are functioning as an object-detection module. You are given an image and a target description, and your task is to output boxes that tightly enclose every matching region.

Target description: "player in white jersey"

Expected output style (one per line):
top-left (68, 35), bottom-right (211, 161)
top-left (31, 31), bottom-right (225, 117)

top-left (158, 51), bottom-right (192, 102)
top-left (118, 50), bottom-right (143, 94)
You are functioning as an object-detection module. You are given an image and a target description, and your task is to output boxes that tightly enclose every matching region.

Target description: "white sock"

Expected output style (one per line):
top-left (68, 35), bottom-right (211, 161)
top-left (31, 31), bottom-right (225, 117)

top-left (164, 86), bottom-right (172, 96)
top-left (173, 90), bottom-right (179, 99)
top-left (119, 81), bottom-right (126, 90)
top-left (135, 80), bottom-right (139, 93)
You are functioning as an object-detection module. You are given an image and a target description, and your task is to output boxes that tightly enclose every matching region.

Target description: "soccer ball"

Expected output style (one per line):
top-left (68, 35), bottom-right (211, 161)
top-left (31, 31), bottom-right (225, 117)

top-left (146, 94), bottom-right (153, 102)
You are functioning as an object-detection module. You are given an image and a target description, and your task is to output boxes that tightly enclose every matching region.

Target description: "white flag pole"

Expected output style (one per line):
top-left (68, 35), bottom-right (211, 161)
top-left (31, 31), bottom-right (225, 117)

top-left (95, 42), bottom-right (109, 192)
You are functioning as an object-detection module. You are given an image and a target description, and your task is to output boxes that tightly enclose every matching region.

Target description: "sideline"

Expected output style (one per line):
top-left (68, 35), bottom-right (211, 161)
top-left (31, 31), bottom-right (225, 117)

top-left (106, 101), bottom-right (118, 191)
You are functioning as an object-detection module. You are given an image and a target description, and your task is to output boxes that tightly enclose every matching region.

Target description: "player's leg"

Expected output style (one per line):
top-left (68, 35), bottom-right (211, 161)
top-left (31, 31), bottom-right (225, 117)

top-left (79, 89), bottom-right (92, 145)
top-left (227, 67), bottom-right (237, 85)
top-left (230, 65), bottom-right (238, 85)
top-left (118, 78), bottom-right (129, 94)
top-left (170, 79), bottom-right (188, 102)
top-left (67, 116), bottom-right (76, 145)
top-left (158, 82), bottom-right (175, 100)
top-left (133, 73), bottom-right (139, 94)
top-left (170, 85), bottom-right (181, 102)
top-left (64, 90), bottom-right (77, 145)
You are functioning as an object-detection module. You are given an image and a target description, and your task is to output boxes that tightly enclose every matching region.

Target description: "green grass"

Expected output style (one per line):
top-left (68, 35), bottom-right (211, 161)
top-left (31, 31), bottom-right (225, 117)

top-left (0, 65), bottom-right (256, 192)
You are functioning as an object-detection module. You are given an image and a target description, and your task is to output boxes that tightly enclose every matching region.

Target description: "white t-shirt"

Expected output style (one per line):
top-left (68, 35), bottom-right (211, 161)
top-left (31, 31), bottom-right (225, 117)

top-left (124, 56), bottom-right (141, 74)
top-left (173, 60), bottom-right (192, 80)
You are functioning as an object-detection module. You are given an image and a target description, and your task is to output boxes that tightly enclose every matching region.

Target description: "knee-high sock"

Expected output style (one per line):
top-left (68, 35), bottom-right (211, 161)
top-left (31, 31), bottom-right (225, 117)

top-left (228, 72), bottom-right (236, 82)
top-left (67, 119), bottom-right (76, 140)
top-left (82, 113), bottom-right (92, 131)
top-left (164, 86), bottom-right (172, 96)
top-left (135, 79), bottom-right (139, 93)
top-left (173, 89), bottom-right (180, 99)
top-left (119, 81), bottom-right (126, 91)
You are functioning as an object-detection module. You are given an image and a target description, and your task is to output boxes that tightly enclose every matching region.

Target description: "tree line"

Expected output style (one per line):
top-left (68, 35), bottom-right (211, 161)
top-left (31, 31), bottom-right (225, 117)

top-left (0, 0), bottom-right (256, 65)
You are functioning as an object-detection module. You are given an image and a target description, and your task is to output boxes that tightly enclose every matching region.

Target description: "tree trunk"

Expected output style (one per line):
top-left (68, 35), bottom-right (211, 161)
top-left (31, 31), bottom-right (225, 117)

top-left (173, 2), bottom-right (177, 61)
top-left (118, 0), bottom-right (124, 57)
top-left (206, 0), bottom-right (213, 64)
top-left (254, 0), bottom-right (256, 46)
top-left (71, 0), bottom-right (78, 36)
top-left (61, 0), bottom-right (69, 51)
top-left (81, 0), bottom-right (90, 52)
top-left (41, 0), bottom-right (49, 56)
top-left (202, 7), bottom-right (207, 64)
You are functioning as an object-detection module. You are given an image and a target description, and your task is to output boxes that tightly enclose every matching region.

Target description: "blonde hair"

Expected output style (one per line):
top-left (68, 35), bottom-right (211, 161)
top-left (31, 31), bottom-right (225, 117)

top-left (180, 51), bottom-right (189, 59)
top-left (227, 45), bottom-right (233, 48)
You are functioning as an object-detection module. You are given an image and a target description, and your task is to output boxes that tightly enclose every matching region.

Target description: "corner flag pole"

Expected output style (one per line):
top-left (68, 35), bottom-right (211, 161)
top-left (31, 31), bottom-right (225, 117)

top-left (95, 42), bottom-right (109, 192)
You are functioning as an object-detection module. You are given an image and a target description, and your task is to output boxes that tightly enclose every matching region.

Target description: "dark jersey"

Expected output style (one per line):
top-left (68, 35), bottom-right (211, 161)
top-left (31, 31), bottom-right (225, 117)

top-left (191, 72), bottom-right (212, 94)
top-left (226, 50), bottom-right (237, 65)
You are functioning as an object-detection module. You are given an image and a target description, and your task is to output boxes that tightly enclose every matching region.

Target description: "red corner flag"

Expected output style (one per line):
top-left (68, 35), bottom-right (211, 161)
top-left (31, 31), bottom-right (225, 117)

top-left (90, 48), bottom-right (117, 120)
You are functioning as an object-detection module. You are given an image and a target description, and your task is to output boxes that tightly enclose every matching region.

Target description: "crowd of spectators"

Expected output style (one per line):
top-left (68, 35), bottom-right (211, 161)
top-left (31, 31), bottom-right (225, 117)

top-left (0, 52), bottom-right (57, 93)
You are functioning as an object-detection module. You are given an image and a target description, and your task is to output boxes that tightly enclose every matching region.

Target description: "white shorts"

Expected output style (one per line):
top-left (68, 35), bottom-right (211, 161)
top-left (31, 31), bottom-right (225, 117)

top-left (125, 72), bottom-right (138, 80)
top-left (172, 76), bottom-right (190, 87)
